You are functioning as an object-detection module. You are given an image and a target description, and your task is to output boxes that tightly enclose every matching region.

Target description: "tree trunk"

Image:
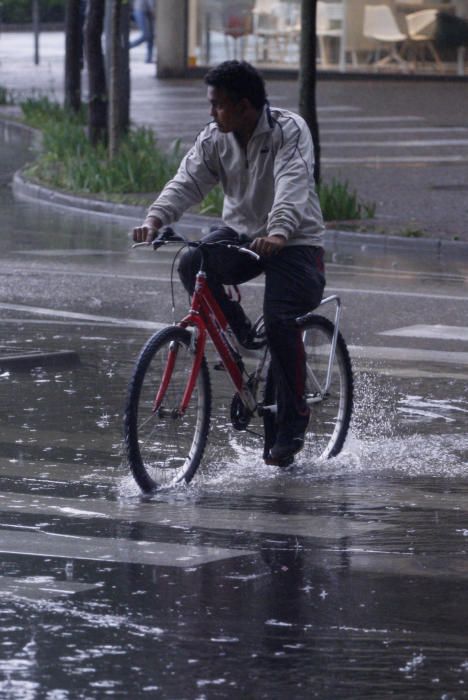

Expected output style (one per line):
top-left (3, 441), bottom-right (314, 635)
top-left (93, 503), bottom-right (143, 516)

top-left (119, 2), bottom-right (130, 135)
top-left (108, 0), bottom-right (121, 158)
top-left (299, 0), bottom-right (320, 184)
top-left (85, 0), bottom-right (107, 146)
top-left (64, 0), bottom-right (82, 113)
top-left (108, 1), bottom-right (130, 158)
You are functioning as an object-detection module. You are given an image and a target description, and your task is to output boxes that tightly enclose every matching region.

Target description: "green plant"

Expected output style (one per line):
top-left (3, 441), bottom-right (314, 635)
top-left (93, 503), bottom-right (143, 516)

top-left (401, 227), bottom-right (424, 238)
top-left (0, 0), bottom-right (65, 23)
top-left (0, 85), bottom-right (15, 105)
top-left (318, 178), bottom-right (376, 221)
top-left (21, 97), bottom-right (182, 195)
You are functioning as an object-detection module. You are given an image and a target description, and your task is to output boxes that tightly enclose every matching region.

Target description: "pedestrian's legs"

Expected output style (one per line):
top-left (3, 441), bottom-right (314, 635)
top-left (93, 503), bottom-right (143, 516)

top-left (263, 246), bottom-right (325, 458)
top-left (130, 9), bottom-right (154, 60)
top-left (129, 10), bottom-right (147, 48)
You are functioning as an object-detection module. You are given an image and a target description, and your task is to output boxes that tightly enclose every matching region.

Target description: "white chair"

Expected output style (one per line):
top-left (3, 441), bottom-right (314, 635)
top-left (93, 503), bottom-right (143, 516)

top-left (363, 4), bottom-right (408, 69)
top-left (405, 9), bottom-right (444, 71)
top-left (252, 1), bottom-right (294, 62)
top-left (317, 1), bottom-right (343, 66)
top-left (222, 5), bottom-right (253, 60)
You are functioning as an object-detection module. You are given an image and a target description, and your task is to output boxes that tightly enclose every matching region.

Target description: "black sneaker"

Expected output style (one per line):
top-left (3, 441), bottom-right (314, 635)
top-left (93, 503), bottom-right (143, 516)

top-left (234, 318), bottom-right (255, 348)
top-left (268, 413), bottom-right (310, 463)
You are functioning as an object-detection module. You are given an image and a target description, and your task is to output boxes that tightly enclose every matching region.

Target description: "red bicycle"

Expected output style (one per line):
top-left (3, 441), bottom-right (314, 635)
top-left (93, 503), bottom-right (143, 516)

top-left (124, 227), bottom-right (353, 493)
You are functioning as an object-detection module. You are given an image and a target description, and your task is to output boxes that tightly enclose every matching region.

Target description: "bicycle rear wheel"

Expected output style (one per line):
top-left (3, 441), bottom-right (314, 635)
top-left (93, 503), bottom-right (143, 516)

top-left (124, 326), bottom-right (211, 492)
top-left (300, 315), bottom-right (353, 461)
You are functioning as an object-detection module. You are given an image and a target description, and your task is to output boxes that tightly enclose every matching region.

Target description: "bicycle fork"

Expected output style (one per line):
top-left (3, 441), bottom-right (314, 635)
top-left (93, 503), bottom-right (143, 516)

top-left (152, 324), bottom-right (207, 417)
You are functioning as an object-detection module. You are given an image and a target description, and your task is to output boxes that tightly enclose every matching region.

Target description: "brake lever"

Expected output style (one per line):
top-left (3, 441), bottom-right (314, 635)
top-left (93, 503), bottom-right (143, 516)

top-left (226, 244), bottom-right (260, 262)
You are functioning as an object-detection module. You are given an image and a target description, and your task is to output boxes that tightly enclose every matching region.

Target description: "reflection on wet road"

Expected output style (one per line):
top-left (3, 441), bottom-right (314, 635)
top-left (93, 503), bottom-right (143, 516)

top-left (1, 133), bottom-right (468, 698)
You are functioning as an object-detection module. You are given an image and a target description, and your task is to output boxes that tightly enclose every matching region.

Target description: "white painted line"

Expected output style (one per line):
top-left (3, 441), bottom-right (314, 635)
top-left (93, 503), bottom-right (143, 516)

top-left (0, 575), bottom-right (100, 600)
top-left (317, 106), bottom-right (361, 113)
top-left (329, 286), bottom-right (468, 303)
top-left (322, 127), bottom-right (468, 135)
top-left (323, 155), bottom-right (467, 164)
top-left (0, 492), bottom-right (393, 540)
top-left (0, 529), bottom-right (254, 568)
top-left (350, 345), bottom-right (468, 365)
top-left (0, 302), bottom-right (165, 330)
top-left (324, 139), bottom-right (468, 148)
top-left (380, 325), bottom-right (468, 342)
top-left (324, 116), bottom-right (424, 123)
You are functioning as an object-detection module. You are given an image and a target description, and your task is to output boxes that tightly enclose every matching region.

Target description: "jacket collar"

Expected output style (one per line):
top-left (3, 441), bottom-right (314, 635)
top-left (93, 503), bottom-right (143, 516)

top-left (251, 105), bottom-right (275, 139)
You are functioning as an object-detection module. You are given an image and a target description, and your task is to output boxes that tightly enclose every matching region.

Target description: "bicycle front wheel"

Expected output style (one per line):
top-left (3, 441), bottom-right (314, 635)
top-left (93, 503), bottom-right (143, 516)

top-left (300, 315), bottom-right (353, 461)
top-left (124, 326), bottom-right (211, 492)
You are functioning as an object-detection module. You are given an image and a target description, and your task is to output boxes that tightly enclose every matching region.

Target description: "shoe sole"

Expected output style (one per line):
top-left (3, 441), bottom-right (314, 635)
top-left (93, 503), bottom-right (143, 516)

top-left (264, 455), bottom-right (295, 468)
top-left (268, 439), bottom-right (305, 465)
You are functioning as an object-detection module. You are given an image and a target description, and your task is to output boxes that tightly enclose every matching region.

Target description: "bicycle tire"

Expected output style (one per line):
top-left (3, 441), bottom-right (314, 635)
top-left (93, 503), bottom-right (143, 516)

top-left (299, 315), bottom-right (353, 460)
top-left (124, 326), bottom-right (211, 492)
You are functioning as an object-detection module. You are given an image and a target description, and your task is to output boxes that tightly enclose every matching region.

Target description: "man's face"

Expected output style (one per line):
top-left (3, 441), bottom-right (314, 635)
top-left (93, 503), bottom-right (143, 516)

top-left (207, 86), bottom-right (245, 133)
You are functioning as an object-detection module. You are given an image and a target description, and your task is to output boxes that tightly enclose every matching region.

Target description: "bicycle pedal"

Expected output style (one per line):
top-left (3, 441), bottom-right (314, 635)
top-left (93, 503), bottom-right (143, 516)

top-left (214, 362), bottom-right (226, 371)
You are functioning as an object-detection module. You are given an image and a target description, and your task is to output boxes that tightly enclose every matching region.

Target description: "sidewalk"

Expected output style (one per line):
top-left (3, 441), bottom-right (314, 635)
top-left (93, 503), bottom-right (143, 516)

top-left (1, 31), bottom-right (467, 245)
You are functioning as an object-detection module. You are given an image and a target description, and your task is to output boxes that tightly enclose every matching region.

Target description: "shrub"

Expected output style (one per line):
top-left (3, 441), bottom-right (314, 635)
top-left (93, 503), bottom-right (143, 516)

top-left (21, 97), bottom-right (181, 195)
top-left (318, 178), bottom-right (376, 221)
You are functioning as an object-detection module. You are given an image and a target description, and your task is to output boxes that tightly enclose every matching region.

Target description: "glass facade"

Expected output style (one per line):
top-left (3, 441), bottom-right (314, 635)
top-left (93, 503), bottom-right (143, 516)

top-left (185, 0), bottom-right (468, 76)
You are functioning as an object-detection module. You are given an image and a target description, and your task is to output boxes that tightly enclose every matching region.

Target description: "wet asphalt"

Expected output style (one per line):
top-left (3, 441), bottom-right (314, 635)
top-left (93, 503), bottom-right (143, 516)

top-left (0, 119), bottom-right (468, 698)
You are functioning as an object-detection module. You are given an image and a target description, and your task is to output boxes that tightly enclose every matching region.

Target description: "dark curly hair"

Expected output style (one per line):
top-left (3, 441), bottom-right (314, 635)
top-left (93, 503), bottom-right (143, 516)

top-left (204, 60), bottom-right (268, 110)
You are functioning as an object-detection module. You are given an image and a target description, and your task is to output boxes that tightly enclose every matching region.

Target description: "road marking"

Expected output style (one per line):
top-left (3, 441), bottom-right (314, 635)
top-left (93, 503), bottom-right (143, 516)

top-left (0, 528), bottom-right (254, 568)
top-left (323, 155), bottom-right (467, 164)
top-left (328, 286), bottom-right (468, 303)
top-left (380, 325), bottom-right (468, 342)
top-left (344, 550), bottom-right (468, 581)
top-left (323, 116), bottom-right (425, 123)
top-left (0, 574), bottom-right (100, 600)
top-left (0, 303), bottom-right (165, 330)
top-left (0, 492), bottom-right (393, 540)
top-left (350, 345), bottom-right (468, 365)
top-left (324, 139), bottom-right (468, 148)
top-left (322, 127), bottom-right (468, 135)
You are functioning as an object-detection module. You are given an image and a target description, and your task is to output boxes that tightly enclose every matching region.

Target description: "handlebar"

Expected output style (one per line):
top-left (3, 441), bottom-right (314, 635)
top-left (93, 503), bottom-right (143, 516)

top-left (132, 226), bottom-right (260, 261)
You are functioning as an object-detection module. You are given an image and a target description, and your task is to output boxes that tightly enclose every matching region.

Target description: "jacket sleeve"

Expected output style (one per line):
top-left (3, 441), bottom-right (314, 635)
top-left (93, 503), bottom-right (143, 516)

top-left (267, 116), bottom-right (316, 239)
top-left (145, 129), bottom-right (220, 226)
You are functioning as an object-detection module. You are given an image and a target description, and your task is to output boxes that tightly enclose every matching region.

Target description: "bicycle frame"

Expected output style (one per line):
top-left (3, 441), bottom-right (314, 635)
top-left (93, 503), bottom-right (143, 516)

top-left (316, 294), bottom-right (342, 394)
top-left (148, 235), bottom-right (343, 422)
top-left (156, 270), bottom-right (259, 418)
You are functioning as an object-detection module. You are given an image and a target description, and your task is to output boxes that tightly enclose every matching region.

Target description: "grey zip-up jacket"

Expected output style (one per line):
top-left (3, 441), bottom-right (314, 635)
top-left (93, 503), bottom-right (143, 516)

top-left (145, 106), bottom-right (325, 247)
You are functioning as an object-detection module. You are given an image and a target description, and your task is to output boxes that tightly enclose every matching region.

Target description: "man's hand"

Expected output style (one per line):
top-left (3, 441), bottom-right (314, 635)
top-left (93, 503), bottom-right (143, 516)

top-left (250, 234), bottom-right (286, 257)
top-left (132, 217), bottom-right (162, 245)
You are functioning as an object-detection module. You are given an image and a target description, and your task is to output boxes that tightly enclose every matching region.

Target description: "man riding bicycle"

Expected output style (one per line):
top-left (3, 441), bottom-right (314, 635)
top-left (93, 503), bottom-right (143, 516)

top-left (133, 60), bottom-right (325, 466)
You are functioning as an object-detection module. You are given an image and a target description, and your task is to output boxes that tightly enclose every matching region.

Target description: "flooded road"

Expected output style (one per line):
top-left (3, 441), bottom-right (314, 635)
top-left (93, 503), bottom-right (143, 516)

top-left (1, 133), bottom-right (468, 698)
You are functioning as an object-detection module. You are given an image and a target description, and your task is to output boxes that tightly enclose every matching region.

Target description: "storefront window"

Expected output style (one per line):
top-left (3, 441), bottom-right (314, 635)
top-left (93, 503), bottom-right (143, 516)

top-left (186, 0), bottom-right (468, 76)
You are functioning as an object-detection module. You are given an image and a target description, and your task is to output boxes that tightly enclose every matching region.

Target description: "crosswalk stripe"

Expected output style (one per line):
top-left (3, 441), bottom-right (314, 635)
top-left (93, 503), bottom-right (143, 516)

top-left (324, 139), bottom-right (468, 148)
top-left (350, 345), bottom-right (468, 365)
top-left (0, 528), bottom-right (254, 568)
top-left (0, 302), bottom-right (165, 330)
top-left (0, 492), bottom-right (393, 540)
top-left (380, 325), bottom-right (468, 342)
top-left (0, 574), bottom-right (100, 600)
top-left (323, 155), bottom-right (467, 164)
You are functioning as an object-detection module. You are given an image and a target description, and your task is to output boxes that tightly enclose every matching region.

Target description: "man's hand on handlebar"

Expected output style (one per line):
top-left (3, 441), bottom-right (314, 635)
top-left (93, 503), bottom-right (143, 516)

top-left (250, 234), bottom-right (286, 257)
top-left (132, 216), bottom-right (163, 245)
